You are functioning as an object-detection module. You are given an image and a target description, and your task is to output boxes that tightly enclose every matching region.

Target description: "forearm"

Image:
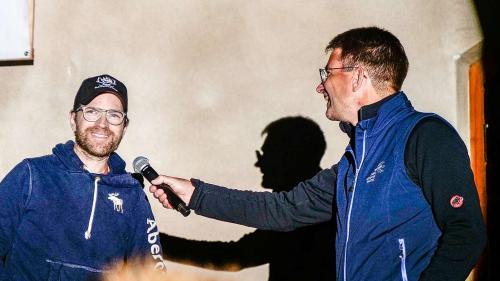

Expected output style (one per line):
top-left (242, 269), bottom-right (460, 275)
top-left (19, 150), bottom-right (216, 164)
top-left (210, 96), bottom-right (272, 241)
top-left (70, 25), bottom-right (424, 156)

top-left (419, 224), bottom-right (486, 281)
top-left (188, 168), bottom-right (336, 231)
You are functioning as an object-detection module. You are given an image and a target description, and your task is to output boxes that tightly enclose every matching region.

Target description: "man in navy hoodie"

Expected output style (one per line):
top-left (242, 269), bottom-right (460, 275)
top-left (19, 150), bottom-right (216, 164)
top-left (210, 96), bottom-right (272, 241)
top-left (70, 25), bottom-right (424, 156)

top-left (0, 74), bottom-right (165, 281)
top-left (149, 27), bottom-right (486, 281)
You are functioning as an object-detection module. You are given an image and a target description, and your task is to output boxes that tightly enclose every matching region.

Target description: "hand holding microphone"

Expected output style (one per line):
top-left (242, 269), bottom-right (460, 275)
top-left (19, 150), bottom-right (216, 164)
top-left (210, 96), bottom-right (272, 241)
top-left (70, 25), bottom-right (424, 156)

top-left (133, 156), bottom-right (192, 217)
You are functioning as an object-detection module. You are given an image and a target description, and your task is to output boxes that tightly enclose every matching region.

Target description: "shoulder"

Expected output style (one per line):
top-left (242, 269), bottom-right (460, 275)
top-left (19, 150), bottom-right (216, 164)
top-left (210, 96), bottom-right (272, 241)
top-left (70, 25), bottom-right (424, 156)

top-left (413, 116), bottom-right (456, 134)
top-left (24, 154), bottom-right (61, 170)
top-left (409, 116), bottom-right (464, 148)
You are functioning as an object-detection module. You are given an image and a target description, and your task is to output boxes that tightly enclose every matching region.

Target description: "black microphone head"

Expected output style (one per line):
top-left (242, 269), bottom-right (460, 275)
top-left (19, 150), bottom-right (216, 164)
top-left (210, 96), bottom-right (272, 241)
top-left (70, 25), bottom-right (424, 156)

top-left (133, 156), bottom-right (150, 174)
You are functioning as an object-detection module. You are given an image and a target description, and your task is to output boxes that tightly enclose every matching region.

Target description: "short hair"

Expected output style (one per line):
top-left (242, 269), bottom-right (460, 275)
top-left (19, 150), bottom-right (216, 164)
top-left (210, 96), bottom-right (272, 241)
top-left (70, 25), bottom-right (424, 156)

top-left (326, 26), bottom-right (409, 92)
top-left (262, 116), bottom-right (326, 167)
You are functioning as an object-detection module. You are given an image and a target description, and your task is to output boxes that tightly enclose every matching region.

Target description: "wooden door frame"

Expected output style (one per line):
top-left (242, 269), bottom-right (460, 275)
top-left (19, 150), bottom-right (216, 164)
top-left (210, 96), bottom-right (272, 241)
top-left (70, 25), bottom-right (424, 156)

top-left (456, 42), bottom-right (486, 281)
top-left (456, 42), bottom-right (482, 150)
top-left (457, 42), bottom-right (487, 219)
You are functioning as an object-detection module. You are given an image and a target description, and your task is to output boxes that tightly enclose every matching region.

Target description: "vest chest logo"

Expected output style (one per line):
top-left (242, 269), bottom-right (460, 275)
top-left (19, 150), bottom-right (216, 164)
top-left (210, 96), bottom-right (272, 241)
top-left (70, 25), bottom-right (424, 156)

top-left (108, 193), bottom-right (124, 213)
top-left (366, 161), bottom-right (385, 183)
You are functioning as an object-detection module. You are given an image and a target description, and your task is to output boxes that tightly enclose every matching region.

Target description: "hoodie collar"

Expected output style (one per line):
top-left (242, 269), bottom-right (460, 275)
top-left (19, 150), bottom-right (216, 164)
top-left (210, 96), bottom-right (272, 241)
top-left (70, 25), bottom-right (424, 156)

top-left (53, 140), bottom-right (127, 175)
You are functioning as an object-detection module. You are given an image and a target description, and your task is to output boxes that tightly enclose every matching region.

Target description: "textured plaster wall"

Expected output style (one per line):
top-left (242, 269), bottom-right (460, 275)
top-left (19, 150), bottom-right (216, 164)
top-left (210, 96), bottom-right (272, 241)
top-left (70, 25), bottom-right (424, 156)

top-left (0, 0), bottom-right (482, 280)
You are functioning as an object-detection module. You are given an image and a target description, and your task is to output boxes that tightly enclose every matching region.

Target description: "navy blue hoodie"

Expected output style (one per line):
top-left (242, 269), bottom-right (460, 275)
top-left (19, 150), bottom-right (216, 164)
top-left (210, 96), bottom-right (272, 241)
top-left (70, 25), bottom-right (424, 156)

top-left (0, 141), bottom-right (165, 281)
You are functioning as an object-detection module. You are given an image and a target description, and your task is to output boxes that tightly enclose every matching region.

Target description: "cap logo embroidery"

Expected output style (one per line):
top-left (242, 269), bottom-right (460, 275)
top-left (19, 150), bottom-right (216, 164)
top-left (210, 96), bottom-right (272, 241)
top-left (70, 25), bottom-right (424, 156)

top-left (108, 193), bottom-right (123, 213)
top-left (450, 195), bottom-right (464, 208)
top-left (95, 76), bottom-right (117, 91)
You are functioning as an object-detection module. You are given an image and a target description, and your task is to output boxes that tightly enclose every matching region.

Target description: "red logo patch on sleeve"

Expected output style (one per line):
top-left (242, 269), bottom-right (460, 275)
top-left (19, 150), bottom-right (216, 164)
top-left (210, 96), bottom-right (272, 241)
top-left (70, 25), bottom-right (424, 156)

top-left (450, 195), bottom-right (464, 208)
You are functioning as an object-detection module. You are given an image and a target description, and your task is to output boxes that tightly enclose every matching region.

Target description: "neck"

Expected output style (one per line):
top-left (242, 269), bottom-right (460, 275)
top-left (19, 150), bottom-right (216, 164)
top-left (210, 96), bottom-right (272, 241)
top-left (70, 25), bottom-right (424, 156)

top-left (73, 144), bottom-right (109, 174)
top-left (351, 88), bottom-right (396, 125)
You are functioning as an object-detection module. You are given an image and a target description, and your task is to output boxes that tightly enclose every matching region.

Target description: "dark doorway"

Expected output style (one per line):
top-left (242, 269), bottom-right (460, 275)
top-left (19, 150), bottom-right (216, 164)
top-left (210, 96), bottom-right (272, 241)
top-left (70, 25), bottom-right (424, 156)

top-left (473, 1), bottom-right (500, 279)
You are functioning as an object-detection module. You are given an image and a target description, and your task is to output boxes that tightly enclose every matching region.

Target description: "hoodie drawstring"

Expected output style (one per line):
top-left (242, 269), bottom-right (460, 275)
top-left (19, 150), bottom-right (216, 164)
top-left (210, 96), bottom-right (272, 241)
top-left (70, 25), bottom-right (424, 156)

top-left (84, 177), bottom-right (100, 240)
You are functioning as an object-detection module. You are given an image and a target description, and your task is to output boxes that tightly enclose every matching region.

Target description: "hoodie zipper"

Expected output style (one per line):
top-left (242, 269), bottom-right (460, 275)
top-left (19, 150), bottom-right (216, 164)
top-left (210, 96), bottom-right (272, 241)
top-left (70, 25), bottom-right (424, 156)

top-left (46, 259), bottom-right (106, 273)
top-left (84, 176), bottom-right (100, 240)
top-left (343, 130), bottom-right (367, 281)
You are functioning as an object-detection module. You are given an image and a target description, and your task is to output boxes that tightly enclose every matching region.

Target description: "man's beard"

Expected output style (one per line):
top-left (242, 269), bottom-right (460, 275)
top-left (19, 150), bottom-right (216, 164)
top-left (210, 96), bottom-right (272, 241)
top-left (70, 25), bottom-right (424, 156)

top-left (74, 123), bottom-right (123, 158)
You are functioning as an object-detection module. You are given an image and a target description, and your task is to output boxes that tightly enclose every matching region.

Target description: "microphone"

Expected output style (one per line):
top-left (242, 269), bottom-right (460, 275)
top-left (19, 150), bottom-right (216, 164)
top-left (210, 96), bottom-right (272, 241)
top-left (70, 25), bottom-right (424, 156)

top-left (133, 156), bottom-right (190, 217)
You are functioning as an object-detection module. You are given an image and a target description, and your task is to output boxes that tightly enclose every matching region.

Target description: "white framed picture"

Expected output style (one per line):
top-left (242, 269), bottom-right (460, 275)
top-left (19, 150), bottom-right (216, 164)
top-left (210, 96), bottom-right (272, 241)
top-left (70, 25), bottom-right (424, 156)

top-left (0, 0), bottom-right (34, 62)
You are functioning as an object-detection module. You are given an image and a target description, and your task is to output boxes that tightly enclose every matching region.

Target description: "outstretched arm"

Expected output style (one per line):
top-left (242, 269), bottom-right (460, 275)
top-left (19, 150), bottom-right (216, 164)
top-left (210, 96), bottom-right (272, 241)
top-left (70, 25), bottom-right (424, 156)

top-left (149, 167), bottom-right (336, 231)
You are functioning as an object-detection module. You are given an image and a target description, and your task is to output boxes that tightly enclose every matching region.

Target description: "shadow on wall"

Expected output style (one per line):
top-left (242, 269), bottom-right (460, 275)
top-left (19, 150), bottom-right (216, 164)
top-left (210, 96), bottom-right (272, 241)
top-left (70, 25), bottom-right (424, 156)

top-left (472, 0), bottom-right (500, 280)
top-left (159, 116), bottom-right (335, 281)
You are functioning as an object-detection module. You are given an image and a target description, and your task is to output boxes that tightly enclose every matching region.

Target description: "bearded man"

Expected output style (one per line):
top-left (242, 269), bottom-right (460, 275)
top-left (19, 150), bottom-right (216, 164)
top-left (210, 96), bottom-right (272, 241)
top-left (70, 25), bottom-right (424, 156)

top-left (0, 74), bottom-right (165, 281)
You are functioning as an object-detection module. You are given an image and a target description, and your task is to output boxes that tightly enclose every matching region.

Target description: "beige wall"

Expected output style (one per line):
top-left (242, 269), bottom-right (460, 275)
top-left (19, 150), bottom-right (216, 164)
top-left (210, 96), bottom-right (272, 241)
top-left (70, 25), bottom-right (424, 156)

top-left (0, 0), bottom-right (482, 280)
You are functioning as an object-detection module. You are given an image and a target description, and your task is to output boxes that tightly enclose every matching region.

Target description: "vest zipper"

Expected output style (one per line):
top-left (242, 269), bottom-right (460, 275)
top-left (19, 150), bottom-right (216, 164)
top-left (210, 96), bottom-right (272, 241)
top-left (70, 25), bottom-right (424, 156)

top-left (84, 176), bottom-right (100, 240)
top-left (399, 238), bottom-right (408, 281)
top-left (343, 130), bottom-right (367, 281)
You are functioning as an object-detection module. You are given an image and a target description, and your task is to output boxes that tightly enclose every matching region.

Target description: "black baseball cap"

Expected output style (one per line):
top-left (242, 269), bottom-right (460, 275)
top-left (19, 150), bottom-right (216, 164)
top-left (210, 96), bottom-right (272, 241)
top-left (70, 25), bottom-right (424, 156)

top-left (73, 74), bottom-right (128, 112)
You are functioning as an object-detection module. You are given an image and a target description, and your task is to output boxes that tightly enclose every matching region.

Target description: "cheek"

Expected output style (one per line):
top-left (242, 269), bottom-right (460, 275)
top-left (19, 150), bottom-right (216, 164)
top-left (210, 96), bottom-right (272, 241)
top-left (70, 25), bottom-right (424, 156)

top-left (111, 127), bottom-right (125, 138)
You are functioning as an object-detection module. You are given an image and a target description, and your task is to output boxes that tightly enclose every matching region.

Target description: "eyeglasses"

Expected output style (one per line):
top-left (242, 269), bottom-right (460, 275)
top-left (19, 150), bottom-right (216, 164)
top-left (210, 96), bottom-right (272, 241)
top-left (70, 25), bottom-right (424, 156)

top-left (74, 105), bottom-right (127, 125)
top-left (319, 66), bottom-right (358, 84)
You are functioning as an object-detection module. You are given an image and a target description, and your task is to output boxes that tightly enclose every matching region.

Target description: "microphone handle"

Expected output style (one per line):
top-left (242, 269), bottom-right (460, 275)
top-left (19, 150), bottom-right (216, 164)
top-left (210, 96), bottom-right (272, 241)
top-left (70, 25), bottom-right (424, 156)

top-left (159, 183), bottom-right (191, 217)
top-left (142, 166), bottom-right (190, 217)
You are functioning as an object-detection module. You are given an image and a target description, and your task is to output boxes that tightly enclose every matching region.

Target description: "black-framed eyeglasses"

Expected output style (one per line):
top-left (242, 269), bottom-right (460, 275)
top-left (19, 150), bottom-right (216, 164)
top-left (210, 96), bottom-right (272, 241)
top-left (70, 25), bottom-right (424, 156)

top-left (74, 105), bottom-right (127, 125)
top-left (319, 66), bottom-right (358, 84)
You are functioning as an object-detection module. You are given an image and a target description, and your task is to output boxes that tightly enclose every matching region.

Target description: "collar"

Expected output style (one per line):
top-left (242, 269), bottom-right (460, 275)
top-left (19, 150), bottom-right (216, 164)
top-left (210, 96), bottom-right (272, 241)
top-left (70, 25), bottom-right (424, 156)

top-left (340, 91), bottom-right (408, 139)
top-left (53, 140), bottom-right (127, 175)
top-left (358, 92), bottom-right (399, 121)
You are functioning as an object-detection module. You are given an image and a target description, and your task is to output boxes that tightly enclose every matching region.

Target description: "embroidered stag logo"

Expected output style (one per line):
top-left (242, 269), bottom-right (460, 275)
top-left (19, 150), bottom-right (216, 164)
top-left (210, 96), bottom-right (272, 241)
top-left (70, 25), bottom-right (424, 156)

top-left (108, 193), bottom-right (123, 214)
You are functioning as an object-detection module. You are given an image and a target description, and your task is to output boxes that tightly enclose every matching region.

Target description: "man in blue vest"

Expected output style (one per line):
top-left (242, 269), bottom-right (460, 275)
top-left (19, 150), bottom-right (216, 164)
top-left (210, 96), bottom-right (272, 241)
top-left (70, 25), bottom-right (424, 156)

top-left (149, 27), bottom-right (486, 281)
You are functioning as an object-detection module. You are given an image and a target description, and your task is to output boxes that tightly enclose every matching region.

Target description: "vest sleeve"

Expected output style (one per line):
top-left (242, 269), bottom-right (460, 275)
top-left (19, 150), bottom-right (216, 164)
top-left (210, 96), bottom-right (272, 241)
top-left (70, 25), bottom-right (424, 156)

top-left (188, 167), bottom-right (336, 231)
top-left (0, 160), bottom-right (32, 276)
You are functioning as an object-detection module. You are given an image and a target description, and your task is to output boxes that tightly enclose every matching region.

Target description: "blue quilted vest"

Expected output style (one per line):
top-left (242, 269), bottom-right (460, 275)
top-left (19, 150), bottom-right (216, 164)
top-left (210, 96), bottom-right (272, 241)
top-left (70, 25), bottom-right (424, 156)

top-left (335, 92), bottom-right (442, 281)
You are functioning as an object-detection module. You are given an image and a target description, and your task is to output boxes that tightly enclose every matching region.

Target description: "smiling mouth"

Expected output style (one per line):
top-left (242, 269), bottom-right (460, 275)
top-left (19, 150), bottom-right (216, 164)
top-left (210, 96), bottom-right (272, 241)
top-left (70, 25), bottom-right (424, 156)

top-left (92, 134), bottom-right (108, 139)
top-left (91, 132), bottom-right (109, 139)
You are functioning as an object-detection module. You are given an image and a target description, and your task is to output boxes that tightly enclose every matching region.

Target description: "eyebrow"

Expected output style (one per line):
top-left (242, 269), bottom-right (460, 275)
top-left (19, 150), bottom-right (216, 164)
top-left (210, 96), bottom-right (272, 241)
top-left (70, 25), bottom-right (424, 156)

top-left (86, 106), bottom-right (123, 113)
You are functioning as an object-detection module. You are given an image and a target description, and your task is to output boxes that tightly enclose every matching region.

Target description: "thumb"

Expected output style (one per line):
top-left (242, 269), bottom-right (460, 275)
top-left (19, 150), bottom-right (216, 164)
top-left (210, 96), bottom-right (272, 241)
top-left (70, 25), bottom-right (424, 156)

top-left (151, 175), bottom-right (170, 186)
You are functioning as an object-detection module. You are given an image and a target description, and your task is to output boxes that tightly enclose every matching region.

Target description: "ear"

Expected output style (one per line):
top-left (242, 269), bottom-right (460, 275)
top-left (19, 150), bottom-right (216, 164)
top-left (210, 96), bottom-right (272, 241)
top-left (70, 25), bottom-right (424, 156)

top-left (352, 68), bottom-right (365, 92)
top-left (122, 123), bottom-right (128, 135)
top-left (69, 111), bottom-right (77, 132)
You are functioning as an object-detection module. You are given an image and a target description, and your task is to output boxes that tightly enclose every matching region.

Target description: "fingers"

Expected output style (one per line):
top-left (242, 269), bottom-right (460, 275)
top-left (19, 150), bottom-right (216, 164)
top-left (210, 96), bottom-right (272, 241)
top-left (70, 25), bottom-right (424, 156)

top-left (149, 185), bottom-right (171, 207)
top-left (149, 185), bottom-right (157, 193)
top-left (148, 175), bottom-right (195, 209)
top-left (151, 175), bottom-right (170, 186)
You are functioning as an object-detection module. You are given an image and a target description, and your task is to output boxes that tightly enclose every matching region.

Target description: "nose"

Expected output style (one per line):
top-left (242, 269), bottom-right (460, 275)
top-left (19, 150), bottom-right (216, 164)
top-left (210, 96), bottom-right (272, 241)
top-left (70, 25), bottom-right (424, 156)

top-left (316, 82), bottom-right (325, 94)
top-left (255, 150), bottom-right (262, 167)
top-left (95, 114), bottom-right (109, 127)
